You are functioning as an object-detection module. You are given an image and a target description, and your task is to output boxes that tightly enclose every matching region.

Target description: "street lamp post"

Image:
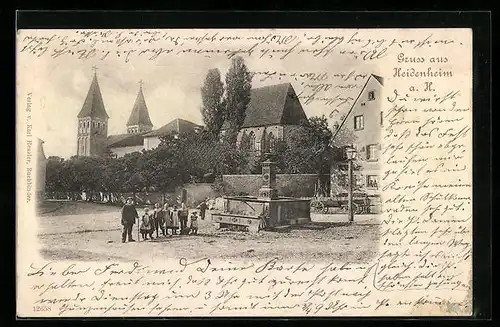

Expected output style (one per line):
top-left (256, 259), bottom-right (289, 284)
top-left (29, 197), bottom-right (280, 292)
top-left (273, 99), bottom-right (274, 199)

top-left (346, 146), bottom-right (357, 223)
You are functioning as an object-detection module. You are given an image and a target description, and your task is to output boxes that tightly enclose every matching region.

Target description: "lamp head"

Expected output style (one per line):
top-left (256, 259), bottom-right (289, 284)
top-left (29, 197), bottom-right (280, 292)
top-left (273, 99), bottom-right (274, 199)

top-left (346, 146), bottom-right (357, 160)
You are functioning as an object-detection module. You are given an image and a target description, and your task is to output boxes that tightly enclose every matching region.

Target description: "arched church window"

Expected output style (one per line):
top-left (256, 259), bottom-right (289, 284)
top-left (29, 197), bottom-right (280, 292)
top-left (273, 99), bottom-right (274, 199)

top-left (260, 131), bottom-right (268, 153)
top-left (240, 132), bottom-right (250, 151)
top-left (248, 131), bottom-right (256, 151)
top-left (268, 132), bottom-right (276, 152)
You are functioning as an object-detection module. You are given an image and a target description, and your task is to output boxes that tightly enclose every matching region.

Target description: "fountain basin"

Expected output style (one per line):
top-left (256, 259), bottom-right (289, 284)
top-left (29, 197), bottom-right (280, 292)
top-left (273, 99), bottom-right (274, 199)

top-left (212, 196), bottom-right (311, 232)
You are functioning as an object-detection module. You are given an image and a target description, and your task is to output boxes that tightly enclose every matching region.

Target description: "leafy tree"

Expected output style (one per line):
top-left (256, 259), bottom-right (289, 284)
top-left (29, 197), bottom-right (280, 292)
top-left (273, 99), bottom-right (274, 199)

top-left (201, 68), bottom-right (225, 136)
top-left (273, 115), bottom-right (334, 195)
top-left (239, 131), bottom-right (251, 151)
top-left (331, 117), bottom-right (356, 149)
top-left (121, 152), bottom-right (148, 194)
top-left (101, 157), bottom-right (125, 203)
top-left (72, 156), bottom-right (105, 201)
top-left (224, 56), bottom-right (252, 144)
top-left (45, 156), bottom-right (66, 195)
top-left (158, 130), bottom-right (249, 181)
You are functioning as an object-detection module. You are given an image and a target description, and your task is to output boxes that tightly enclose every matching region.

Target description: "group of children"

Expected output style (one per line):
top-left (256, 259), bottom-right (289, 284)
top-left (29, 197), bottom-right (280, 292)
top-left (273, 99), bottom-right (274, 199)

top-left (139, 202), bottom-right (200, 240)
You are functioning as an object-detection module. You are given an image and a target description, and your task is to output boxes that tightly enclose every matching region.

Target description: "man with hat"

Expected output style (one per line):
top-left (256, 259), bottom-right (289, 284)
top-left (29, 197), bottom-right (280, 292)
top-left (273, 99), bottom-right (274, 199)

top-left (121, 197), bottom-right (139, 242)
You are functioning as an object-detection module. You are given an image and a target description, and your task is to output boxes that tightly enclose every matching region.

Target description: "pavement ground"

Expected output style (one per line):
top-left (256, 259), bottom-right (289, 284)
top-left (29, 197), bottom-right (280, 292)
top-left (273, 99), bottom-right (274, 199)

top-left (37, 201), bottom-right (381, 264)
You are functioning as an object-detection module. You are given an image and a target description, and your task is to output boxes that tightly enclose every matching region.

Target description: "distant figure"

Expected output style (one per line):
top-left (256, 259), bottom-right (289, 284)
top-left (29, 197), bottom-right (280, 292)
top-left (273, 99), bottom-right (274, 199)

top-left (167, 205), bottom-right (180, 235)
top-left (197, 198), bottom-right (208, 221)
top-left (153, 203), bottom-right (166, 237)
top-left (121, 197), bottom-right (139, 243)
top-left (140, 207), bottom-right (154, 240)
top-left (189, 211), bottom-right (199, 235)
top-left (179, 202), bottom-right (189, 233)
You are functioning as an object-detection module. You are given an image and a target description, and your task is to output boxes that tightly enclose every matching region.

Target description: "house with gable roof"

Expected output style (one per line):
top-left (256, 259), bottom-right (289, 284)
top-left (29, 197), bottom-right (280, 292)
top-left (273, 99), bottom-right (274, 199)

top-left (143, 118), bottom-right (203, 151)
top-left (331, 74), bottom-right (384, 198)
top-left (221, 82), bottom-right (308, 155)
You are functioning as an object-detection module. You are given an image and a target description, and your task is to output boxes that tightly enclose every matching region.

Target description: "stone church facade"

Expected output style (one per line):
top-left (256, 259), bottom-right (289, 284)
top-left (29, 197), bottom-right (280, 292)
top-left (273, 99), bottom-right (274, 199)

top-left (76, 72), bottom-right (110, 157)
top-left (76, 73), bottom-right (157, 158)
top-left (222, 83), bottom-right (308, 155)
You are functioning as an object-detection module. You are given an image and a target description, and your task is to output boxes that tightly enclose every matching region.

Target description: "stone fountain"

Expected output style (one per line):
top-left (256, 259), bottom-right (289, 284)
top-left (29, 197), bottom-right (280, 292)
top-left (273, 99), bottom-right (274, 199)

top-left (212, 154), bottom-right (311, 232)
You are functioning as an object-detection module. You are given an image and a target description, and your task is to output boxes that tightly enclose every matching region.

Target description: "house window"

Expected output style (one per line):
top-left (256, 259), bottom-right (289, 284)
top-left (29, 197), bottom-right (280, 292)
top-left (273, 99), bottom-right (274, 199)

top-left (355, 174), bottom-right (362, 187)
top-left (368, 90), bottom-right (375, 101)
top-left (380, 111), bottom-right (384, 126)
top-left (367, 175), bottom-right (379, 189)
top-left (366, 144), bottom-right (379, 160)
top-left (354, 115), bottom-right (364, 130)
top-left (337, 165), bottom-right (348, 186)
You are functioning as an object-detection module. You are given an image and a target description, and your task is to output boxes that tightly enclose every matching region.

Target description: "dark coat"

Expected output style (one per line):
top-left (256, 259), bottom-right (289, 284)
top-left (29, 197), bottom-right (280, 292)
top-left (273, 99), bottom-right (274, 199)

top-left (121, 204), bottom-right (139, 225)
top-left (197, 201), bottom-right (208, 212)
top-left (154, 208), bottom-right (166, 223)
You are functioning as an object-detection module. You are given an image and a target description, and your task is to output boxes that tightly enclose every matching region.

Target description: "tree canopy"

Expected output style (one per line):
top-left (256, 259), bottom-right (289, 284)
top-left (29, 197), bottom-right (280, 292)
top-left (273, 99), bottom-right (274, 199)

top-left (274, 115), bottom-right (337, 175)
top-left (223, 56), bottom-right (252, 144)
top-left (200, 68), bottom-right (225, 136)
top-left (45, 130), bottom-right (249, 201)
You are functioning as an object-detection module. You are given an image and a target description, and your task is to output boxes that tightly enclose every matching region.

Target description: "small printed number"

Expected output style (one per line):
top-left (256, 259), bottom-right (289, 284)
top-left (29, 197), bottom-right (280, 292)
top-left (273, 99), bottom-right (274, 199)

top-left (33, 306), bottom-right (51, 312)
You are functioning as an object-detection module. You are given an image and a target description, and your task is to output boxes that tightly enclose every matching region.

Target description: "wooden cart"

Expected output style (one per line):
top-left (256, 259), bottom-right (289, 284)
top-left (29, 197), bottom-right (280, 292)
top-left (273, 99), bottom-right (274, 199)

top-left (310, 192), bottom-right (371, 214)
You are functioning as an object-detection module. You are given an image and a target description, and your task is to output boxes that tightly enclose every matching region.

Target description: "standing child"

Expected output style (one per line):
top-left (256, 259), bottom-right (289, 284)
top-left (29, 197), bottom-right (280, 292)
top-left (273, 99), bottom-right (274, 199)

top-left (179, 202), bottom-right (189, 234)
top-left (197, 199), bottom-right (208, 221)
top-left (168, 205), bottom-right (180, 235)
top-left (140, 208), bottom-right (154, 240)
top-left (189, 211), bottom-right (199, 235)
top-left (153, 203), bottom-right (166, 237)
top-left (163, 204), bottom-right (171, 235)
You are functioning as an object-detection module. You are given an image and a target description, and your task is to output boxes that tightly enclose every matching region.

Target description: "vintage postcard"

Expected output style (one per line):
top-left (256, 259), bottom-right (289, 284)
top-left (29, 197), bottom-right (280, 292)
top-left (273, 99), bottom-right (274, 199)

top-left (16, 27), bottom-right (473, 317)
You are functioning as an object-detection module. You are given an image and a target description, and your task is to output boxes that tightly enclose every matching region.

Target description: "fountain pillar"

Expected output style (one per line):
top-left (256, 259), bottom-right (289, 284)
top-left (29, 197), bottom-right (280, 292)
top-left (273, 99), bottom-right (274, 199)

top-left (258, 154), bottom-right (278, 200)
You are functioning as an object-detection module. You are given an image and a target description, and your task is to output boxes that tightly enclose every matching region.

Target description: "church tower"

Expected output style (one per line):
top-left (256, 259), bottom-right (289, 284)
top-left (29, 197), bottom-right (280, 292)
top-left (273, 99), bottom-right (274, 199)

top-left (76, 67), bottom-right (109, 157)
top-left (126, 80), bottom-right (153, 134)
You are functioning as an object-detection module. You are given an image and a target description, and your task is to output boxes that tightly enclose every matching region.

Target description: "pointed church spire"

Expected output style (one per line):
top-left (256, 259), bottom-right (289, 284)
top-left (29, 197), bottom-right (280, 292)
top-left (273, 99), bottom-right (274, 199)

top-left (126, 80), bottom-right (153, 133)
top-left (77, 68), bottom-right (109, 119)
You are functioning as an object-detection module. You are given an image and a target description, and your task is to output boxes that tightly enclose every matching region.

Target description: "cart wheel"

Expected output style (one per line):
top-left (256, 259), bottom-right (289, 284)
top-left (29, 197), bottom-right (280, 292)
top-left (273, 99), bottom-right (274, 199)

top-left (310, 200), bottom-right (325, 214)
top-left (354, 203), bottom-right (363, 214)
